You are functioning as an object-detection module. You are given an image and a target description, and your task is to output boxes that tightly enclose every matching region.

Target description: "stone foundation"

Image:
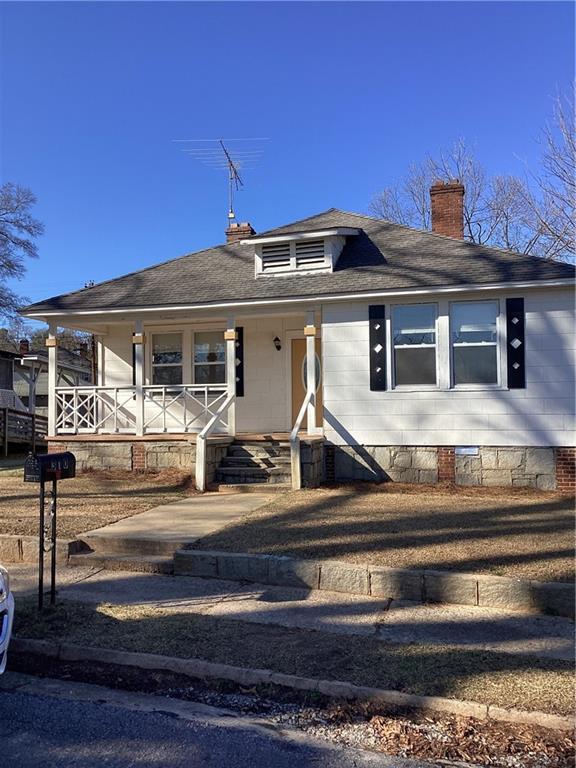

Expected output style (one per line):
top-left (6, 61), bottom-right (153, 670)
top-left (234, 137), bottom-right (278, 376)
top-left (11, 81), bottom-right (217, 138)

top-left (300, 440), bottom-right (325, 488)
top-left (332, 444), bottom-right (572, 490)
top-left (333, 446), bottom-right (438, 484)
top-left (49, 439), bottom-right (231, 486)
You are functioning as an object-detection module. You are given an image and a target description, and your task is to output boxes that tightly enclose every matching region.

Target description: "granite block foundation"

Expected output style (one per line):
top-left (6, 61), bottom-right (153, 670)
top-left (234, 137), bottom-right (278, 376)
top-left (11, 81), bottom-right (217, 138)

top-left (331, 444), bottom-right (573, 491)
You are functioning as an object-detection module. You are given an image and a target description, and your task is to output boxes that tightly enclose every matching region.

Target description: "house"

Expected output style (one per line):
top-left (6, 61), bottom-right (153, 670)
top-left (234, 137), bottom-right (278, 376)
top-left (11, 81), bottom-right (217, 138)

top-left (20, 181), bottom-right (575, 492)
top-left (0, 340), bottom-right (92, 415)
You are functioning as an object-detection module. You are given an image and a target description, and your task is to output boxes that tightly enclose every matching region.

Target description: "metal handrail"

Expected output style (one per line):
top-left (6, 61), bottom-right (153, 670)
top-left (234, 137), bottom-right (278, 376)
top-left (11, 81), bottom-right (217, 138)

top-left (289, 389), bottom-right (314, 490)
top-left (195, 392), bottom-right (236, 492)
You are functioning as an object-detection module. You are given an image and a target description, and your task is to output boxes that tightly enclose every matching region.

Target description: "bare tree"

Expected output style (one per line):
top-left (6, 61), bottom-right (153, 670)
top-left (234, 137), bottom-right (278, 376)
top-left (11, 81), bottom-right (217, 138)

top-left (369, 96), bottom-right (575, 261)
top-left (524, 90), bottom-right (575, 260)
top-left (0, 183), bottom-right (44, 318)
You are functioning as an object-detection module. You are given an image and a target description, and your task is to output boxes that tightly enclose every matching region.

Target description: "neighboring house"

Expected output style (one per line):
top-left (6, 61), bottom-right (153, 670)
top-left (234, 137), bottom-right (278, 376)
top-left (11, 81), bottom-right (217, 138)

top-left (0, 341), bottom-right (92, 415)
top-left (20, 181), bottom-right (575, 492)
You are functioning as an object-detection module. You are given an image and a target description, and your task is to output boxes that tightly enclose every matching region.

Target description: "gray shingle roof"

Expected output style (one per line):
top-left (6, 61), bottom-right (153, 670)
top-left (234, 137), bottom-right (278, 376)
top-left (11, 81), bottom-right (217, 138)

top-left (22, 209), bottom-right (575, 315)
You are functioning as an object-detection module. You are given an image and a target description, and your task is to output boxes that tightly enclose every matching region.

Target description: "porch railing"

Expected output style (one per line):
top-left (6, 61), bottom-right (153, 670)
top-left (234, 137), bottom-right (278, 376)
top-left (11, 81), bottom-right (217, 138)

top-left (54, 385), bottom-right (228, 435)
top-left (195, 392), bottom-right (236, 492)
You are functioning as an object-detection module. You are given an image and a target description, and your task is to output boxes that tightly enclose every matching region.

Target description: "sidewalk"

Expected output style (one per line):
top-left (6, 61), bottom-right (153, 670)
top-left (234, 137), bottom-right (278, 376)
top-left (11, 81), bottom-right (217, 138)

top-left (10, 563), bottom-right (574, 662)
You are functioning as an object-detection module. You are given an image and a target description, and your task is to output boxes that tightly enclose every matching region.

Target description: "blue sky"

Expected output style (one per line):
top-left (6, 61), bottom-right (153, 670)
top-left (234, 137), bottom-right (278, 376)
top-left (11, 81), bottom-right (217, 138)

top-left (1, 1), bottom-right (574, 307)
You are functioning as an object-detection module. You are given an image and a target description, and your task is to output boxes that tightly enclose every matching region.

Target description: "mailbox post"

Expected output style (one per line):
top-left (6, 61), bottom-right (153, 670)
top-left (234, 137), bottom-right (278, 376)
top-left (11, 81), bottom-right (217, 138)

top-left (24, 452), bottom-right (76, 610)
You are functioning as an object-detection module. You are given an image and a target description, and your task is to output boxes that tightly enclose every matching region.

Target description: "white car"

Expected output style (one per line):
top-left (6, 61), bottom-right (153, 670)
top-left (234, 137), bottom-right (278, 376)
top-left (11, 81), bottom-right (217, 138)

top-left (0, 565), bottom-right (14, 674)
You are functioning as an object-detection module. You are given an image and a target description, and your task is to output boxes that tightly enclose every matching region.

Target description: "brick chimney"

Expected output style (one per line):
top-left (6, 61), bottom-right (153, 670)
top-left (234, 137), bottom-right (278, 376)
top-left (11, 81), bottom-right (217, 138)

top-left (430, 180), bottom-right (464, 239)
top-left (225, 221), bottom-right (255, 244)
top-left (19, 338), bottom-right (30, 355)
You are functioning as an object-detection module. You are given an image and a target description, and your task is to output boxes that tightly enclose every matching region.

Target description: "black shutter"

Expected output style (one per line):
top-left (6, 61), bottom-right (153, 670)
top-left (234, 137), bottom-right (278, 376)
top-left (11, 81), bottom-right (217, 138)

top-left (235, 327), bottom-right (244, 397)
top-left (506, 298), bottom-right (525, 389)
top-left (369, 305), bottom-right (387, 391)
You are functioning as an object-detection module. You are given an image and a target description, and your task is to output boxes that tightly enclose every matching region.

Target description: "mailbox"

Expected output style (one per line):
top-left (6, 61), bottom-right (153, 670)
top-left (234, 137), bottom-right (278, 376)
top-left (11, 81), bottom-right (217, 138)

top-left (24, 452), bottom-right (76, 483)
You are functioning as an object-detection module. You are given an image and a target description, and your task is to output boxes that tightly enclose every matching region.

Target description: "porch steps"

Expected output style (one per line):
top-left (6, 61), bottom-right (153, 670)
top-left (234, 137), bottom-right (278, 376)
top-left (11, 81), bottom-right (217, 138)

top-left (69, 552), bottom-right (174, 575)
top-left (214, 439), bottom-right (292, 486)
top-left (207, 482), bottom-right (292, 494)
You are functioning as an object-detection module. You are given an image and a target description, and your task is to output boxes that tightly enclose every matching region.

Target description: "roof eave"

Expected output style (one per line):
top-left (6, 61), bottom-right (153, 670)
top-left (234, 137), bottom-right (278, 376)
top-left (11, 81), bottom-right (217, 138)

top-left (240, 227), bottom-right (360, 245)
top-left (19, 277), bottom-right (575, 321)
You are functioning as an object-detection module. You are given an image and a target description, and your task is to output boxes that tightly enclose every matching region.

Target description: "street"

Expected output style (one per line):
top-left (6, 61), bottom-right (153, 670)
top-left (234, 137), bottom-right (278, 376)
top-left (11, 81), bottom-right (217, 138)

top-left (0, 674), bottom-right (425, 768)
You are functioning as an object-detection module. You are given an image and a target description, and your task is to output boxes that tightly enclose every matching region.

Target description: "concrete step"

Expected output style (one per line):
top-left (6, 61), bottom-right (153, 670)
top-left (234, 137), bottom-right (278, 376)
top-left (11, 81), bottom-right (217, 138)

top-left (227, 447), bottom-right (290, 459)
top-left (78, 534), bottom-right (190, 557)
top-left (69, 552), bottom-right (174, 574)
top-left (215, 469), bottom-right (291, 485)
top-left (207, 482), bottom-right (292, 494)
top-left (220, 456), bottom-right (291, 468)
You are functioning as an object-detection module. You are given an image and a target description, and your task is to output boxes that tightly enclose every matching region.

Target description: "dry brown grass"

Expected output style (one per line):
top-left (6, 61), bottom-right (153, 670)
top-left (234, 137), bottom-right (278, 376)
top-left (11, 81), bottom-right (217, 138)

top-left (14, 598), bottom-right (575, 716)
top-left (191, 483), bottom-right (575, 582)
top-left (0, 469), bottom-right (194, 538)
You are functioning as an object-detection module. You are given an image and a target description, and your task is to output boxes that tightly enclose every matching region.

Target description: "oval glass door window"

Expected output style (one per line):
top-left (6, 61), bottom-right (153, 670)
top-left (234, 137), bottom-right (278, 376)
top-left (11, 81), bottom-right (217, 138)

top-left (301, 354), bottom-right (321, 392)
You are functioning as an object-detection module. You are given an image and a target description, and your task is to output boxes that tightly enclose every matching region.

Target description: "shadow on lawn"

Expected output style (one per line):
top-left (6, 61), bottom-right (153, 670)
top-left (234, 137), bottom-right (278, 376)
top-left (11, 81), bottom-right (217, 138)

top-left (188, 485), bottom-right (575, 582)
top-left (13, 576), bottom-right (574, 714)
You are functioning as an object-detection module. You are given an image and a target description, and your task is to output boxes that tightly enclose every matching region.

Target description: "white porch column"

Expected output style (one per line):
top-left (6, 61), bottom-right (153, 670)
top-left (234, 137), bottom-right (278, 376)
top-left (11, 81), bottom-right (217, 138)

top-left (304, 310), bottom-right (317, 434)
top-left (133, 320), bottom-right (145, 436)
top-left (47, 323), bottom-right (58, 436)
top-left (224, 316), bottom-right (236, 438)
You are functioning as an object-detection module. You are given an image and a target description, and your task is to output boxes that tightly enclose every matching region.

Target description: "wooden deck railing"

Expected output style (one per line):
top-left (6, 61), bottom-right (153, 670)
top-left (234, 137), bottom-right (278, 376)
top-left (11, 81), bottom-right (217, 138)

top-left (0, 407), bottom-right (48, 456)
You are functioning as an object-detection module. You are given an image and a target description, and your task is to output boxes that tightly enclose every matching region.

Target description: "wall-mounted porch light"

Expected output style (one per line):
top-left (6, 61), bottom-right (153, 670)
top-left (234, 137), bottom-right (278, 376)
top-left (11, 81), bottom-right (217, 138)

top-left (273, 336), bottom-right (282, 351)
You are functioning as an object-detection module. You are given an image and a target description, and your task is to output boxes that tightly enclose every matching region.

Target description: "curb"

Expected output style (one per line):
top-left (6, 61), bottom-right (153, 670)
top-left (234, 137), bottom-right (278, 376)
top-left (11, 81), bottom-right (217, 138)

top-left (10, 637), bottom-right (573, 732)
top-left (0, 535), bottom-right (84, 565)
top-left (173, 550), bottom-right (576, 619)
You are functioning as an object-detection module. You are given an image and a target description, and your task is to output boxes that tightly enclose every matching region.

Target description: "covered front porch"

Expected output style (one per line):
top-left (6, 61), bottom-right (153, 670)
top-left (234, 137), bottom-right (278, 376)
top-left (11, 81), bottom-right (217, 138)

top-left (45, 308), bottom-right (325, 490)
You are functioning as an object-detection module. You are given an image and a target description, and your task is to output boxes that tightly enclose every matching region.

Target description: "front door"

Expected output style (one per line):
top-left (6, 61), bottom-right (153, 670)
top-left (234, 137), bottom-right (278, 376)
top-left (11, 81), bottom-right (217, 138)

top-left (291, 338), bottom-right (322, 431)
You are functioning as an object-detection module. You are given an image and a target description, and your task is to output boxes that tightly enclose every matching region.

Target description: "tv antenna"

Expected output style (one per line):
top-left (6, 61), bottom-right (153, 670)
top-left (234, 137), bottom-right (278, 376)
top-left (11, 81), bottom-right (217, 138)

top-left (173, 137), bottom-right (269, 223)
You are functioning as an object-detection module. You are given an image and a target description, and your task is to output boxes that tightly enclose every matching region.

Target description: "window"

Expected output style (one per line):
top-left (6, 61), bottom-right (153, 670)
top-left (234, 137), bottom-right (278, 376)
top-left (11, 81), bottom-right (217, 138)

top-left (193, 332), bottom-right (226, 384)
top-left (152, 333), bottom-right (182, 385)
top-left (451, 301), bottom-right (498, 385)
top-left (392, 304), bottom-right (437, 386)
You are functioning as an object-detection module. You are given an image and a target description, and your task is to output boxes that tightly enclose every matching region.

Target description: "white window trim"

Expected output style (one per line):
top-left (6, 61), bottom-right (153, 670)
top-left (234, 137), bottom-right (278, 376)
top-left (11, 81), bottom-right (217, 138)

top-left (145, 325), bottom-right (226, 386)
top-left (382, 297), bottom-right (508, 393)
top-left (449, 298), bottom-right (503, 390)
top-left (192, 331), bottom-right (227, 386)
top-left (390, 301), bottom-right (440, 391)
top-left (150, 332), bottom-right (184, 386)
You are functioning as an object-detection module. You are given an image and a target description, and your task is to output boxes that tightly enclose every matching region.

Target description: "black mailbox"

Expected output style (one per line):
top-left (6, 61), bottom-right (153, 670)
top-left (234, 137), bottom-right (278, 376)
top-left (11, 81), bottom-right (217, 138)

top-left (24, 452), bottom-right (76, 483)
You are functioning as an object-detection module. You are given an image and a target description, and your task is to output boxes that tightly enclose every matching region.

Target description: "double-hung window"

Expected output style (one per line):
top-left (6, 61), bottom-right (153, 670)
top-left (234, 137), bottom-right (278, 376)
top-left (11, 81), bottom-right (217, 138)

top-left (451, 300), bottom-right (499, 385)
top-left (193, 332), bottom-right (226, 384)
top-left (151, 333), bottom-right (183, 385)
top-left (392, 304), bottom-right (438, 386)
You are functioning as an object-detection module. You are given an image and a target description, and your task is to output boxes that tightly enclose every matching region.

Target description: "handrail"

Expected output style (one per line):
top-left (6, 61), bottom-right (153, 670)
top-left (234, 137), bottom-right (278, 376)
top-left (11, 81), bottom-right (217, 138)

top-left (195, 392), bottom-right (236, 492)
top-left (290, 389), bottom-right (314, 490)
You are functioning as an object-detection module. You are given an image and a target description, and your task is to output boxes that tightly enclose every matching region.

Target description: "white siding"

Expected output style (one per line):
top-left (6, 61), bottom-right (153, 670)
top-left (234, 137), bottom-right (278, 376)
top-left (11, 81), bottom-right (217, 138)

top-left (101, 324), bottom-right (133, 387)
top-left (321, 290), bottom-right (575, 448)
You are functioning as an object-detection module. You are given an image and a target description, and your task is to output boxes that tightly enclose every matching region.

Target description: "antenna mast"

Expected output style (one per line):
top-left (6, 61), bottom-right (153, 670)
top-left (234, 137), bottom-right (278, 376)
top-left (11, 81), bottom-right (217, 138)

top-left (219, 140), bottom-right (243, 223)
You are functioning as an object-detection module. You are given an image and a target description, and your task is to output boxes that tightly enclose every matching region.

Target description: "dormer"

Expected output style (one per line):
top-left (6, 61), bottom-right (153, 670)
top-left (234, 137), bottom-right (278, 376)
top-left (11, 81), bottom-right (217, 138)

top-left (242, 228), bottom-right (360, 277)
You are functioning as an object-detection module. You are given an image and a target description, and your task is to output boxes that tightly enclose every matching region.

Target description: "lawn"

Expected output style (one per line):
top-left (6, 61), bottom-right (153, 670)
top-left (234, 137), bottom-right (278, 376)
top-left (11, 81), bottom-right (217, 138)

top-left (14, 598), bottom-right (574, 716)
top-left (0, 469), bottom-right (193, 539)
top-left (190, 484), bottom-right (575, 582)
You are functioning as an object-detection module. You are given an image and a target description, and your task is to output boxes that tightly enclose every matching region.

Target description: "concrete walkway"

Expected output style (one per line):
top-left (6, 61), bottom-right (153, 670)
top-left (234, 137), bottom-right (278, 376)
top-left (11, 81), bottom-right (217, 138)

top-left (78, 494), bottom-right (271, 545)
top-left (9, 564), bottom-right (574, 662)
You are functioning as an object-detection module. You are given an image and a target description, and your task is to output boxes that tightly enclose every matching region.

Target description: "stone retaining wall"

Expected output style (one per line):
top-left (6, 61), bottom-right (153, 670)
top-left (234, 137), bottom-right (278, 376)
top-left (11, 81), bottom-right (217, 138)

top-left (331, 444), bottom-right (571, 490)
top-left (174, 549), bottom-right (575, 618)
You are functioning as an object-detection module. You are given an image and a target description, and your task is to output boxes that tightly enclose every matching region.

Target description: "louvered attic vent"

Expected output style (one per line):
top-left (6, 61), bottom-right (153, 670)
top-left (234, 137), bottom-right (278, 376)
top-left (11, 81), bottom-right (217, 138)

top-left (260, 239), bottom-right (328, 274)
top-left (295, 239), bottom-right (325, 268)
top-left (261, 242), bottom-right (292, 272)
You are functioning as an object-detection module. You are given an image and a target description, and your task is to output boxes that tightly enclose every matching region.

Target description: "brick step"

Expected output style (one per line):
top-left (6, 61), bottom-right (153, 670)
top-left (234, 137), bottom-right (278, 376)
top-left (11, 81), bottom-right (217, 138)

top-left (207, 482), bottom-right (292, 494)
top-left (69, 552), bottom-right (174, 574)
top-left (78, 534), bottom-right (190, 557)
